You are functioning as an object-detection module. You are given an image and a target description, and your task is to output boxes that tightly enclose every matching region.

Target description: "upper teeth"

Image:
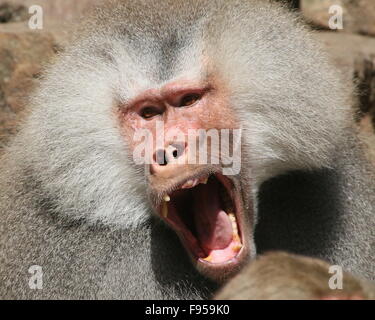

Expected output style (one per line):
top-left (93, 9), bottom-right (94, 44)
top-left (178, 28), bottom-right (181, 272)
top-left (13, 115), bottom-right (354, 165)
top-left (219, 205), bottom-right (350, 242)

top-left (229, 213), bottom-right (238, 234)
top-left (181, 179), bottom-right (198, 189)
top-left (181, 176), bottom-right (209, 189)
top-left (229, 213), bottom-right (242, 249)
top-left (163, 195), bottom-right (170, 202)
top-left (162, 201), bottom-right (168, 218)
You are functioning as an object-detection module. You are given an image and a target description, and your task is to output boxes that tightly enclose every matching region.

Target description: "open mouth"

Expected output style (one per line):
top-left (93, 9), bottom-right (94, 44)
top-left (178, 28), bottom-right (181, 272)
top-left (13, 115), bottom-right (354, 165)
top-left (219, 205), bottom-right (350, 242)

top-left (158, 173), bottom-right (244, 267)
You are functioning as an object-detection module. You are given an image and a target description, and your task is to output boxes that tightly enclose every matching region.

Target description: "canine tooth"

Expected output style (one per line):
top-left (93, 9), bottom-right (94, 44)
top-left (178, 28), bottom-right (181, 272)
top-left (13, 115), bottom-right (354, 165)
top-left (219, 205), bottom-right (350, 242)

top-left (203, 255), bottom-right (212, 262)
top-left (182, 180), bottom-right (194, 189)
top-left (229, 213), bottom-right (241, 243)
top-left (228, 213), bottom-right (237, 232)
top-left (231, 218), bottom-right (237, 226)
top-left (163, 195), bottom-right (170, 202)
top-left (162, 201), bottom-right (168, 218)
top-left (232, 224), bottom-right (238, 234)
top-left (233, 244), bottom-right (242, 252)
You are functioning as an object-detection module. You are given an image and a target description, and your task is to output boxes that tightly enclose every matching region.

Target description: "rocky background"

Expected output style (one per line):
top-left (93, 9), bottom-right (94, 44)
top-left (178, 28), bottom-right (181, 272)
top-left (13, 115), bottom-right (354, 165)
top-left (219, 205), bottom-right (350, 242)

top-left (0, 0), bottom-right (99, 146)
top-left (0, 0), bottom-right (375, 165)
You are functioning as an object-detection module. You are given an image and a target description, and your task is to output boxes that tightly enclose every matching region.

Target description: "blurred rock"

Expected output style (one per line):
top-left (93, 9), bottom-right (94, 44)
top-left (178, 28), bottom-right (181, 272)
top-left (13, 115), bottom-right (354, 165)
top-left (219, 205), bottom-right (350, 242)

top-left (0, 0), bottom-right (102, 48)
top-left (0, 0), bottom-right (102, 148)
top-left (316, 32), bottom-right (375, 74)
top-left (354, 55), bottom-right (375, 121)
top-left (0, 31), bottom-right (56, 147)
top-left (0, 0), bottom-right (101, 26)
top-left (276, 0), bottom-right (300, 9)
top-left (315, 32), bottom-right (375, 164)
top-left (355, 57), bottom-right (375, 166)
top-left (359, 115), bottom-right (375, 167)
top-left (302, 0), bottom-right (375, 37)
top-left (315, 32), bottom-right (375, 119)
top-left (0, 2), bottom-right (28, 23)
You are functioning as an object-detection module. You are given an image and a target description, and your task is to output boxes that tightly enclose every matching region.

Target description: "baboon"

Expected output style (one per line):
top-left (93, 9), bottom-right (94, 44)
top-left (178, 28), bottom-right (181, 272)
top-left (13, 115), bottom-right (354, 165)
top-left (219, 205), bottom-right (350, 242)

top-left (0, 0), bottom-right (373, 299)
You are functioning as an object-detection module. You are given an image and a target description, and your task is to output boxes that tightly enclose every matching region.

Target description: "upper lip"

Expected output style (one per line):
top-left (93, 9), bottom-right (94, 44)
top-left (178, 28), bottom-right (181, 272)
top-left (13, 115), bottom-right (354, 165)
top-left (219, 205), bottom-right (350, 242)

top-left (150, 167), bottom-right (215, 202)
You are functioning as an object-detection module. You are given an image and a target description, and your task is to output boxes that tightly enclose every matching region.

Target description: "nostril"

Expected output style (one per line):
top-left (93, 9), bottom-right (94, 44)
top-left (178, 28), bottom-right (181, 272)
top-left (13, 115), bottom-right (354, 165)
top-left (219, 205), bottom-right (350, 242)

top-left (170, 142), bottom-right (186, 159)
top-left (154, 149), bottom-right (168, 166)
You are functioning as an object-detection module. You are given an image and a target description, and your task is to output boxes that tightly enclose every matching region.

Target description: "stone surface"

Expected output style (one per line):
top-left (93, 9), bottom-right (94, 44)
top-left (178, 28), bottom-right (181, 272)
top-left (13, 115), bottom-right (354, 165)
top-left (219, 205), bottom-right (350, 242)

top-left (315, 32), bottom-right (375, 74)
top-left (0, 2), bottom-right (28, 23)
top-left (355, 57), bottom-right (375, 166)
top-left (315, 32), bottom-right (375, 124)
top-left (0, 31), bottom-right (56, 147)
top-left (0, 0), bottom-right (102, 47)
top-left (301, 0), bottom-right (375, 37)
top-left (0, 0), bottom-right (100, 148)
top-left (1, 0), bottom-right (97, 24)
top-left (354, 55), bottom-right (375, 120)
top-left (359, 115), bottom-right (375, 167)
top-left (315, 32), bottom-right (375, 164)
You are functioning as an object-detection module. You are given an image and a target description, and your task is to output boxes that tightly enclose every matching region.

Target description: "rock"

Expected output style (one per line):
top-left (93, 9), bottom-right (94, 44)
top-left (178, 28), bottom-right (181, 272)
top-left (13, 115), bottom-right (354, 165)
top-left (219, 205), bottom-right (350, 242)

top-left (0, 2), bottom-right (28, 23)
top-left (316, 32), bottom-right (375, 127)
top-left (0, 0), bottom-right (101, 26)
top-left (0, 0), bottom-right (102, 148)
top-left (354, 55), bottom-right (375, 119)
top-left (354, 57), bottom-right (375, 166)
top-left (315, 32), bottom-right (375, 83)
top-left (301, 0), bottom-right (375, 37)
top-left (0, 32), bottom-right (56, 147)
top-left (359, 115), bottom-right (375, 167)
top-left (276, 0), bottom-right (300, 9)
top-left (0, 0), bottom-right (102, 47)
top-left (315, 32), bottom-right (375, 165)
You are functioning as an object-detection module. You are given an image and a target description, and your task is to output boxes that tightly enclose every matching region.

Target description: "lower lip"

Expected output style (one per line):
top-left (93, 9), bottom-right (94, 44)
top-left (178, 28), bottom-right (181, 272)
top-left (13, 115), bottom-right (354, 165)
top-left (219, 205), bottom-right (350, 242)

top-left (197, 246), bottom-right (244, 266)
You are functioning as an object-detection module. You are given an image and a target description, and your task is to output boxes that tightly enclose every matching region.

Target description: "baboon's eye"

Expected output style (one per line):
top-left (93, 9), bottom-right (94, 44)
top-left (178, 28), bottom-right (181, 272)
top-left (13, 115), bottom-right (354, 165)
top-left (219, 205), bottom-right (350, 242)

top-left (179, 94), bottom-right (201, 107)
top-left (140, 106), bottom-right (162, 119)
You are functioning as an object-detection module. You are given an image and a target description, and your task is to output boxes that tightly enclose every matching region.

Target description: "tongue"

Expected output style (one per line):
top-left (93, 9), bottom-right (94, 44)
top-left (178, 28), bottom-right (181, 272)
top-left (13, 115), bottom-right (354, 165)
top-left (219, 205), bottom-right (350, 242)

top-left (193, 179), bottom-right (233, 251)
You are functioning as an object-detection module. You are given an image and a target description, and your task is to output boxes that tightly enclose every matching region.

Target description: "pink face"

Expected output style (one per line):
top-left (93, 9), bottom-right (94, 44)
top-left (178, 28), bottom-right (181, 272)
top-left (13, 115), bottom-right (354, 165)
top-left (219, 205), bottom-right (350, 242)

top-left (117, 77), bottom-right (252, 282)
top-left (120, 78), bottom-right (237, 149)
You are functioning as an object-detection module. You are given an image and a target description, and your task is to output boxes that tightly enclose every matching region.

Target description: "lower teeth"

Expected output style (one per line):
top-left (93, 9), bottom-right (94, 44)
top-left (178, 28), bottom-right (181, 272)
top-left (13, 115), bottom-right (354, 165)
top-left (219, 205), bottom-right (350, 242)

top-left (228, 213), bottom-right (238, 234)
top-left (229, 213), bottom-right (241, 244)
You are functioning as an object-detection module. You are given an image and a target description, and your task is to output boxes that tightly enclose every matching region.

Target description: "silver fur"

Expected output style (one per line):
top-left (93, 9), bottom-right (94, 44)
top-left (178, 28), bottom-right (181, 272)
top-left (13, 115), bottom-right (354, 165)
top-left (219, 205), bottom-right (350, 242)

top-left (0, 0), bottom-right (373, 299)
